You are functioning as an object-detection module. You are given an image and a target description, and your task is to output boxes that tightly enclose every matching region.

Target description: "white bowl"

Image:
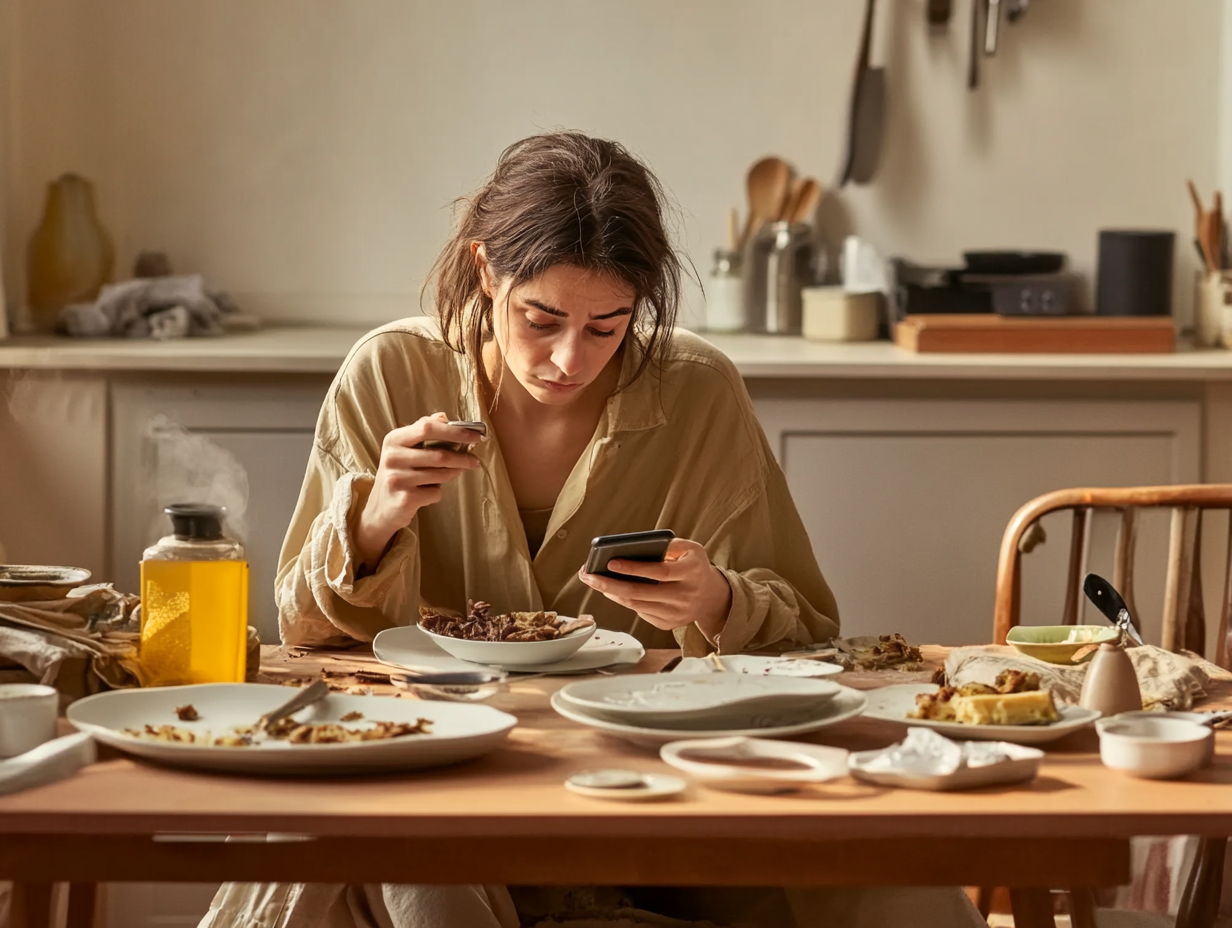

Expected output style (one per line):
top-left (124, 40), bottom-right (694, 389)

top-left (418, 620), bottom-right (596, 668)
top-left (1111, 711), bottom-right (1216, 766)
top-left (0, 683), bottom-right (59, 758)
top-left (1097, 715), bottom-right (1212, 780)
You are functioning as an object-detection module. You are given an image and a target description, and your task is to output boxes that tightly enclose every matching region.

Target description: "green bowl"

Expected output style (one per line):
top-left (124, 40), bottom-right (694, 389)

top-left (1005, 625), bottom-right (1122, 665)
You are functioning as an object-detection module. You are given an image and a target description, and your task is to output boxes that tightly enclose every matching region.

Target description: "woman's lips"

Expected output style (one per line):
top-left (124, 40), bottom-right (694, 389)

top-left (538, 378), bottom-right (583, 393)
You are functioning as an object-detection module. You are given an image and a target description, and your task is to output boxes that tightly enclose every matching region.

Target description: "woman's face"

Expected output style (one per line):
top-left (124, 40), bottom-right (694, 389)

top-left (478, 252), bottom-right (635, 407)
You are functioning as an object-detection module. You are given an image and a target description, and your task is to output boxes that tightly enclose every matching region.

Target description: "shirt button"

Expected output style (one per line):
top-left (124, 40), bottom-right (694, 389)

top-left (556, 529), bottom-right (568, 539)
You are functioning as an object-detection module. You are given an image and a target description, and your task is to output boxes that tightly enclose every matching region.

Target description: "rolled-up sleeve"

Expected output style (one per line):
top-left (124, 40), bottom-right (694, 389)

top-left (276, 459), bottom-right (422, 647)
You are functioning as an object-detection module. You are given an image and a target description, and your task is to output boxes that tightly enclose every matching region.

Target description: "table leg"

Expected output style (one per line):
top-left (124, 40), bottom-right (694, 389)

top-left (1008, 888), bottom-right (1057, 928)
top-left (65, 883), bottom-right (98, 928)
top-left (10, 882), bottom-right (54, 928)
top-left (1066, 887), bottom-right (1097, 928)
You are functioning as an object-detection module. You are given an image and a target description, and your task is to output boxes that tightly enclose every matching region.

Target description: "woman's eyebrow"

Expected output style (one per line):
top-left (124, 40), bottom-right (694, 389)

top-left (524, 298), bottom-right (633, 321)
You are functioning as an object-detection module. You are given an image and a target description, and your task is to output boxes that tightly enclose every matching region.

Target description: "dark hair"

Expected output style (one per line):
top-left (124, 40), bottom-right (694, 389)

top-left (425, 132), bottom-right (684, 385)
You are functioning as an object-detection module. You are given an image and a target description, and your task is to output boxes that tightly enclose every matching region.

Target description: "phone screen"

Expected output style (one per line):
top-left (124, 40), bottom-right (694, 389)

top-left (584, 529), bottom-right (675, 584)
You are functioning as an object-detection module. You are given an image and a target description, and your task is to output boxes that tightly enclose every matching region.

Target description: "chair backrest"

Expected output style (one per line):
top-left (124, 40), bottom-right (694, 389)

top-left (993, 484), bottom-right (1232, 669)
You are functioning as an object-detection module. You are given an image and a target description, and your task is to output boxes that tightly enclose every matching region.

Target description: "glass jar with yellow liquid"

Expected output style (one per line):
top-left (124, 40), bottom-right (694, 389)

top-left (140, 504), bottom-right (248, 686)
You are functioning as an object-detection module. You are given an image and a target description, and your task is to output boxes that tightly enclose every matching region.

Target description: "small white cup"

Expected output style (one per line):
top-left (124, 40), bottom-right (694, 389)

top-left (0, 683), bottom-right (59, 758)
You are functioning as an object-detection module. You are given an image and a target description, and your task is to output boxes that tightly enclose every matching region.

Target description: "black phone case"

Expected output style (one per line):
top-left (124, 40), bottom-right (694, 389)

top-left (585, 530), bottom-right (674, 584)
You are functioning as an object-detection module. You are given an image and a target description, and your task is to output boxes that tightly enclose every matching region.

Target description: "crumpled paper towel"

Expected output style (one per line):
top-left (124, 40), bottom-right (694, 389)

top-left (0, 732), bottom-right (95, 797)
top-left (944, 644), bottom-right (1232, 710)
top-left (856, 727), bottom-right (1023, 777)
top-left (60, 274), bottom-right (243, 339)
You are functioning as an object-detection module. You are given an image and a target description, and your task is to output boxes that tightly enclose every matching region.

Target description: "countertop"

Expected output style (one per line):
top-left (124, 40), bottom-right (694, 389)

top-left (4, 324), bottom-right (1232, 380)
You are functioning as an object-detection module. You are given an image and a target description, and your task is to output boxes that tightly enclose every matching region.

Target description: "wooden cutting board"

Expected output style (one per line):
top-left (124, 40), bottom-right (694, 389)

top-left (895, 314), bottom-right (1176, 353)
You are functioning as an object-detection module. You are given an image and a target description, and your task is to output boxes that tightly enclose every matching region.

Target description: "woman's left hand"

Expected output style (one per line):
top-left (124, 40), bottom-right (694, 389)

top-left (579, 538), bottom-right (732, 641)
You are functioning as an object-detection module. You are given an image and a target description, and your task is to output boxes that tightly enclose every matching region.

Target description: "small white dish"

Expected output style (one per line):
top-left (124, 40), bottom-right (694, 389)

top-left (564, 769), bottom-right (686, 801)
top-left (0, 683), bottom-right (59, 759)
top-left (672, 654), bottom-right (844, 680)
top-left (67, 683), bottom-right (516, 775)
top-left (375, 625), bottom-right (644, 675)
top-left (418, 620), bottom-right (596, 668)
top-left (660, 737), bottom-right (849, 794)
top-left (849, 741), bottom-right (1044, 791)
top-left (1096, 714), bottom-right (1212, 780)
top-left (558, 674), bottom-right (839, 728)
top-left (550, 685), bottom-right (868, 749)
top-left (862, 684), bottom-right (1100, 745)
top-left (1110, 711), bottom-right (1217, 766)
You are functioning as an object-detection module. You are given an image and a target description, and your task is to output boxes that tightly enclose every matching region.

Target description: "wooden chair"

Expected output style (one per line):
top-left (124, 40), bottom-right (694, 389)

top-left (989, 484), bottom-right (1232, 928)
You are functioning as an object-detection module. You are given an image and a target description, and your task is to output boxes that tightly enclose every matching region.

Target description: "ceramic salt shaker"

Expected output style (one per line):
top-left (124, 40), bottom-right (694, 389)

top-left (1079, 642), bottom-right (1143, 717)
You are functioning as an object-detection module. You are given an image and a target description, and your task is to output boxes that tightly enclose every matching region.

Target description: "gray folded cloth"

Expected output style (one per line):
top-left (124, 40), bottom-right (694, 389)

top-left (944, 644), bottom-right (1232, 710)
top-left (60, 274), bottom-right (242, 339)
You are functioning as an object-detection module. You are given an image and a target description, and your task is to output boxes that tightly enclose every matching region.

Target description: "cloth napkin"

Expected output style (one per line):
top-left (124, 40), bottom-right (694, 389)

top-left (0, 587), bottom-right (147, 700)
top-left (943, 644), bottom-right (1232, 710)
top-left (0, 732), bottom-right (95, 797)
top-left (59, 274), bottom-right (245, 339)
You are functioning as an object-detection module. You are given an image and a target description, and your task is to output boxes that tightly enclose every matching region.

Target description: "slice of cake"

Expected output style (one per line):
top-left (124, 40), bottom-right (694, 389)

top-left (950, 689), bottom-right (1059, 726)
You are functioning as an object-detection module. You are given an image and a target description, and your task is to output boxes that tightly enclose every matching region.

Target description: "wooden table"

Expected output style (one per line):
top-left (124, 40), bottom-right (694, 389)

top-left (2, 646), bottom-right (1230, 928)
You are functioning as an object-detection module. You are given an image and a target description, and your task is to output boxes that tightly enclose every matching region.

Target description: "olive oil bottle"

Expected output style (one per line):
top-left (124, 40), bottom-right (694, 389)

top-left (140, 504), bottom-right (248, 686)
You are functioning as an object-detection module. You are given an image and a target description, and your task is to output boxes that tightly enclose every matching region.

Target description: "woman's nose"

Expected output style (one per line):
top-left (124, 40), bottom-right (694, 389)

top-left (551, 336), bottom-right (585, 378)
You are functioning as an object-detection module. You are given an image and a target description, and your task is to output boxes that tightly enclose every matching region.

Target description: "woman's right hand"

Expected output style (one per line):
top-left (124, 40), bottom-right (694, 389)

top-left (353, 413), bottom-right (484, 568)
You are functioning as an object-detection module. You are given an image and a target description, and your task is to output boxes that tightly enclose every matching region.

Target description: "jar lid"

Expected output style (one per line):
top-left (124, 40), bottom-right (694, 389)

top-left (165, 503), bottom-right (225, 541)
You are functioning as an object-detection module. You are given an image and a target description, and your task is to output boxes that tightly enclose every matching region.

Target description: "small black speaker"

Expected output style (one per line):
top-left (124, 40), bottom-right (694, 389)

top-left (1096, 230), bottom-right (1175, 316)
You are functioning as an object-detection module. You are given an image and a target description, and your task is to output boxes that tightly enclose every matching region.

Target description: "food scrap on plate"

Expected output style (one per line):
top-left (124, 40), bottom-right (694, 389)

top-left (849, 728), bottom-right (1044, 791)
top-left (419, 600), bottom-right (595, 642)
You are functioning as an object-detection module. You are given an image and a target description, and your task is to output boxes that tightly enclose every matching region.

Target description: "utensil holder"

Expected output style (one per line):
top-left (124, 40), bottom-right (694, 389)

top-left (743, 222), bottom-right (818, 335)
top-left (1195, 269), bottom-right (1232, 347)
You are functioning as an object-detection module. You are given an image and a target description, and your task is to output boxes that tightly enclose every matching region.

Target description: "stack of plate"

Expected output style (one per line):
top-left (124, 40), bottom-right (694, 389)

top-left (551, 673), bottom-right (867, 748)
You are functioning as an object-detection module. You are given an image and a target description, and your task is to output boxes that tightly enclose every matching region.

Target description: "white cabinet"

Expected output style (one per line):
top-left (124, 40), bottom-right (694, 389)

top-left (111, 382), bottom-right (326, 642)
top-left (753, 397), bottom-right (1203, 646)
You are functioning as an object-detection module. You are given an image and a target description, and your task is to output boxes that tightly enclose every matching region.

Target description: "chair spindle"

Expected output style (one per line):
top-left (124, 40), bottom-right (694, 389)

top-left (1062, 508), bottom-right (1091, 626)
top-left (1113, 508), bottom-right (1140, 624)
top-left (1164, 507), bottom-right (1200, 653)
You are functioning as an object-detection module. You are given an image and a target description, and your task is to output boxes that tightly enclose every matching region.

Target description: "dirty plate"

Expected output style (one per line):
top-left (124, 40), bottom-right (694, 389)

top-left (375, 624), bottom-right (644, 675)
top-left (862, 684), bottom-right (1099, 745)
top-left (67, 683), bottom-right (516, 775)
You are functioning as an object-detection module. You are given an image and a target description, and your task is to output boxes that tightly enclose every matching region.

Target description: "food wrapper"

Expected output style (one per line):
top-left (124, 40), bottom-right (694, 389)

top-left (856, 727), bottom-right (1024, 777)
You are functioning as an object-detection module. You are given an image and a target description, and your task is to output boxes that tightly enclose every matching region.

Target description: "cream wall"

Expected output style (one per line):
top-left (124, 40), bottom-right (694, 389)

top-left (0, 0), bottom-right (1223, 330)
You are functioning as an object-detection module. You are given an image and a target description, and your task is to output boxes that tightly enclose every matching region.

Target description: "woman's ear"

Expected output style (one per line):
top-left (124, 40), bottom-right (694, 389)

top-left (471, 242), bottom-right (496, 298)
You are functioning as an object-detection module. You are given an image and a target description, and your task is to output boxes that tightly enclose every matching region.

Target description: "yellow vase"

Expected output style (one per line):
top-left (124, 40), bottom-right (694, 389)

top-left (26, 173), bottom-right (115, 332)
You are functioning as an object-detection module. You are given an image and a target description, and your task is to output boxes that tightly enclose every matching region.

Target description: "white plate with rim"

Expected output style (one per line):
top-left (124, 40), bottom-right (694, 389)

top-left (374, 624), bottom-right (644, 675)
top-left (550, 685), bottom-right (868, 749)
top-left (673, 654), bottom-right (843, 679)
top-left (660, 736), bottom-right (849, 794)
top-left (67, 683), bottom-right (517, 775)
top-left (862, 684), bottom-right (1100, 745)
top-left (418, 620), bottom-right (596, 668)
top-left (558, 674), bottom-right (840, 728)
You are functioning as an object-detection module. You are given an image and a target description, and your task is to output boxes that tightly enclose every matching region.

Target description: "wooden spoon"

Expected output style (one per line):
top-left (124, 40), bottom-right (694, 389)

top-left (785, 178), bottom-right (824, 225)
top-left (741, 156), bottom-right (792, 248)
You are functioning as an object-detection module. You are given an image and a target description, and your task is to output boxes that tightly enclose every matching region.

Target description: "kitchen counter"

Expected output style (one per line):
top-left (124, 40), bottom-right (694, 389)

top-left (3, 324), bottom-right (1232, 380)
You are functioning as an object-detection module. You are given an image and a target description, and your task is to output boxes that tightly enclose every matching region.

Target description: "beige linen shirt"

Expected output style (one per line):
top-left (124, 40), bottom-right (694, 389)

top-left (276, 317), bottom-right (839, 656)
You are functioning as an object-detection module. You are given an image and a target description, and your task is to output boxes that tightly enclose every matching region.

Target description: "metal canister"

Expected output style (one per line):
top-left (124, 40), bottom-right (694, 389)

top-left (742, 221), bottom-right (818, 334)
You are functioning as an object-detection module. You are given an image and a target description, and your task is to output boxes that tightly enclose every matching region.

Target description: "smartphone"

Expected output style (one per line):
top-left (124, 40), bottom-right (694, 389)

top-left (420, 420), bottom-right (487, 453)
top-left (584, 529), bottom-right (675, 584)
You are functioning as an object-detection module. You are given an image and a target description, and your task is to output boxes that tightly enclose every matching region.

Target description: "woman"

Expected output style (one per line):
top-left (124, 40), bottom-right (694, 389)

top-left (275, 131), bottom-right (838, 658)
top-left (203, 133), bottom-right (981, 928)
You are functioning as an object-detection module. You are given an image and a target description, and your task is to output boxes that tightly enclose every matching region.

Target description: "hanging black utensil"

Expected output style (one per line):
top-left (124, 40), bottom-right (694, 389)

top-left (1082, 573), bottom-right (1145, 646)
top-left (836, 0), bottom-right (886, 187)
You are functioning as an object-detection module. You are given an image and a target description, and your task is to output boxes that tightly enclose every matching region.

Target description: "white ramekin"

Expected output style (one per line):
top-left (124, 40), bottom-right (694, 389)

top-left (0, 683), bottom-right (59, 758)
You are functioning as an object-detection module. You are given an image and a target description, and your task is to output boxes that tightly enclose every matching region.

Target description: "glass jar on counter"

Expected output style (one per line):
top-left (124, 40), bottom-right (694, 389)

top-left (704, 248), bottom-right (745, 333)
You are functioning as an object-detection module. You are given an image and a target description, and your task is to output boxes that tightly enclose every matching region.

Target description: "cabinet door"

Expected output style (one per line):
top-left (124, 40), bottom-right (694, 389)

top-left (112, 383), bottom-right (325, 642)
top-left (754, 398), bottom-right (1202, 646)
